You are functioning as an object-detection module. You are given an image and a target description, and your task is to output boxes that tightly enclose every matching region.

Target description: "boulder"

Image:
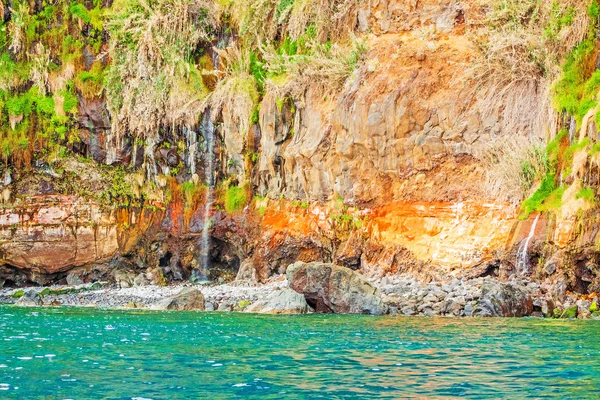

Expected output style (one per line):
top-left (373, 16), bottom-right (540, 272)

top-left (146, 267), bottom-right (166, 286)
top-left (133, 273), bottom-right (150, 287)
top-left (286, 261), bottom-right (385, 315)
top-left (217, 301), bottom-right (233, 312)
top-left (577, 299), bottom-right (591, 319)
top-left (66, 272), bottom-right (84, 286)
top-left (113, 269), bottom-right (135, 288)
top-left (16, 290), bottom-right (43, 307)
top-left (245, 288), bottom-right (309, 314)
top-left (472, 279), bottom-right (533, 317)
top-left (152, 288), bottom-right (205, 311)
top-left (234, 260), bottom-right (259, 286)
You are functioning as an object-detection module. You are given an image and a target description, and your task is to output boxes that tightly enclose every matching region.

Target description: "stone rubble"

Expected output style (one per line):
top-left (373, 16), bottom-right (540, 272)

top-left (0, 272), bottom-right (598, 319)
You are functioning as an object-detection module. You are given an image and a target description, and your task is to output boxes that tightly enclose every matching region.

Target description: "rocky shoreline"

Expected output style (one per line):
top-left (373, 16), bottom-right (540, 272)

top-left (1, 261), bottom-right (598, 319)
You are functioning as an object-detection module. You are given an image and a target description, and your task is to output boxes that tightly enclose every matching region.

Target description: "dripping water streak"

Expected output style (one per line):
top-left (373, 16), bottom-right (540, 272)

top-left (199, 110), bottom-right (215, 280)
top-left (185, 127), bottom-right (198, 176)
top-left (196, 34), bottom-right (227, 281)
top-left (516, 214), bottom-right (540, 275)
top-left (568, 117), bottom-right (576, 144)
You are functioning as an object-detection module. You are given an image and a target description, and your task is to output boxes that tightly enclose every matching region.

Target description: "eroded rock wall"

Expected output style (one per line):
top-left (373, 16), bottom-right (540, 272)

top-left (0, 0), bottom-right (586, 292)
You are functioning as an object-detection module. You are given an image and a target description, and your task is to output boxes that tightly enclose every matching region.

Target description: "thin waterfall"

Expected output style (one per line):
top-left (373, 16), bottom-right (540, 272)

top-left (184, 127), bottom-right (198, 176)
top-left (193, 34), bottom-right (228, 282)
top-left (568, 116), bottom-right (576, 144)
top-left (196, 109), bottom-right (216, 282)
top-left (516, 214), bottom-right (540, 275)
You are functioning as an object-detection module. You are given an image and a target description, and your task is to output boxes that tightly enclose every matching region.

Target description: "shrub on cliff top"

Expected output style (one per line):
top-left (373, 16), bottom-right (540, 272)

top-left (467, 0), bottom-right (595, 133)
top-left (520, 172), bottom-right (559, 218)
top-left (210, 45), bottom-right (260, 139)
top-left (226, 0), bottom-right (362, 45)
top-left (105, 0), bottom-right (219, 141)
top-left (0, 0), bottom-right (106, 166)
top-left (482, 136), bottom-right (550, 203)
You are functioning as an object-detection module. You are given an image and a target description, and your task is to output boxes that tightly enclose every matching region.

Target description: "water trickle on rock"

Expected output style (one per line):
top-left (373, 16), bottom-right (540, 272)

top-left (568, 116), bottom-right (576, 144)
top-left (192, 34), bottom-right (228, 283)
top-left (195, 109), bottom-right (216, 283)
top-left (516, 214), bottom-right (539, 275)
top-left (184, 127), bottom-right (198, 176)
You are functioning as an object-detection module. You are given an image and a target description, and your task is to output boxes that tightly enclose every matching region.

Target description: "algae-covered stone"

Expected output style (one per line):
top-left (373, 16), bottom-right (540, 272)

top-left (16, 290), bottom-right (42, 307)
top-left (560, 305), bottom-right (578, 319)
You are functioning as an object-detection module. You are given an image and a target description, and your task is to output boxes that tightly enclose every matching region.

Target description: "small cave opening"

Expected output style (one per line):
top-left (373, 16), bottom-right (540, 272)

top-left (571, 262), bottom-right (594, 295)
top-left (573, 275), bottom-right (591, 295)
top-left (207, 238), bottom-right (241, 282)
top-left (2, 279), bottom-right (15, 288)
top-left (159, 252), bottom-right (173, 268)
top-left (479, 264), bottom-right (500, 278)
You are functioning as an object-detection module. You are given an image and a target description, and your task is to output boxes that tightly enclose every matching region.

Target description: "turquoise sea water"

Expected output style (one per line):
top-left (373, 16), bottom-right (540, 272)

top-left (0, 306), bottom-right (599, 399)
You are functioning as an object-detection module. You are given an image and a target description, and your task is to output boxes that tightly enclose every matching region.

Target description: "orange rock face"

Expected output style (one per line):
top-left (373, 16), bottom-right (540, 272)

top-left (257, 200), bottom-right (529, 278)
top-left (366, 201), bottom-right (518, 271)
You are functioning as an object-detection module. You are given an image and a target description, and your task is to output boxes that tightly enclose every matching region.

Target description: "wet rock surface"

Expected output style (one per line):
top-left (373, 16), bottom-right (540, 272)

top-left (473, 279), bottom-right (533, 317)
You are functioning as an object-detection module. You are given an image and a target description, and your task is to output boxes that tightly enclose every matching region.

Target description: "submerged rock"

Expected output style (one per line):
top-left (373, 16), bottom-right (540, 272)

top-left (245, 288), bottom-right (309, 314)
top-left (152, 288), bottom-right (205, 311)
top-left (16, 290), bottom-right (43, 307)
top-left (472, 279), bottom-right (533, 317)
top-left (286, 261), bottom-right (385, 315)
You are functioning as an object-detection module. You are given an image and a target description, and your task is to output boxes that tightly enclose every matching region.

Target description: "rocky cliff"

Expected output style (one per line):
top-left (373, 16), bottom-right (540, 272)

top-left (0, 0), bottom-right (599, 301)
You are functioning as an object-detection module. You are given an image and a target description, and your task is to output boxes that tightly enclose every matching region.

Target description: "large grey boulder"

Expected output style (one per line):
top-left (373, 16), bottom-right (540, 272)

top-left (113, 269), bottom-right (135, 288)
top-left (245, 288), bottom-right (309, 314)
top-left (66, 272), bottom-right (84, 286)
top-left (234, 260), bottom-right (259, 286)
top-left (152, 288), bottom-right (205, 311)
top-left (473, 279), bottom-right (533, 317)
top-left (16, 290), bottom-right (43, 307)
top-left (286, 261), bottom-right (385, 315)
